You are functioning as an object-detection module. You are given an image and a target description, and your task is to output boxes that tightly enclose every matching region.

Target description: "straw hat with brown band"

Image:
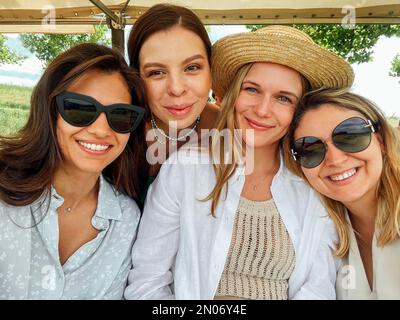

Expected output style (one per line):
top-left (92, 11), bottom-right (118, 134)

top-left (211, 25), bottom-right (355, 98)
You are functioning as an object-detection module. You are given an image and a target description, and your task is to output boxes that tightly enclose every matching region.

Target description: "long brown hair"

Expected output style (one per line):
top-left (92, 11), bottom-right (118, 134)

top-left (283, 88), bottom-right (400, 257)
top-left (0, 43), bottom-right (148, 207)
top-left (128, 3), bottom-right (212, 71)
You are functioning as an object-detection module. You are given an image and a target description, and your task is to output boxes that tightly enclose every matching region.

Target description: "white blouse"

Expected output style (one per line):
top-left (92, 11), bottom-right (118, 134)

top-left (125, 148), bottom-right (340, 300)
top-left (336, 213), bottom-right (400, 299)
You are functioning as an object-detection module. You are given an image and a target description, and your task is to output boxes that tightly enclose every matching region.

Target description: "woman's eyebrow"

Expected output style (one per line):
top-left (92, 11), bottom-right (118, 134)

top-left (182, 54), bottom-right (206, 65)
top-left (242, 80), bottom-right (260, 87)
top-left (280, 90), bottom-right (300, 101)
top-left (142, 62), bottom-right (166, 69)
top-left (142, 54), bottom-right (205, 70)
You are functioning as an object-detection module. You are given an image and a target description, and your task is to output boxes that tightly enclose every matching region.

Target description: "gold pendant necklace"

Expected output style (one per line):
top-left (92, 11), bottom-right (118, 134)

top-left (250, 175), bottom-right (269, 192)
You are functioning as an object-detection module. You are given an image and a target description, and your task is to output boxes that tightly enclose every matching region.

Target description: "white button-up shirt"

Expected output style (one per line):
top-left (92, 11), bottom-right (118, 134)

top-left (125, 149), bottom-right (340, 300)
top-left (0, 175), bottom-right (140, 300)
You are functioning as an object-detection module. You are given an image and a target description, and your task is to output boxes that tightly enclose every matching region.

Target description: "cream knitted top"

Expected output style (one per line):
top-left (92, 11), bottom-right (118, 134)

top-left (215, 197), bottom-right (296, 300)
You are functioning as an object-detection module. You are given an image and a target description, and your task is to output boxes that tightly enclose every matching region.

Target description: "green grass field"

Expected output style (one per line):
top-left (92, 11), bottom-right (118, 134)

top-left (0, 84), bottom-right (31, 110)
top-left (0, 84), bottom-right (31, 136)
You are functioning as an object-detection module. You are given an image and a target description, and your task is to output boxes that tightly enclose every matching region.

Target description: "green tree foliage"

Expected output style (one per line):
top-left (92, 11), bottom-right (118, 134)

top-left (0, 35), bottom-right (24, 65)
top-left (19, 25), bottom-right (111, 66)
top-left (247, 25), bottom-right (400, 64)
top-left (390, 54), bottom-right (400, 78)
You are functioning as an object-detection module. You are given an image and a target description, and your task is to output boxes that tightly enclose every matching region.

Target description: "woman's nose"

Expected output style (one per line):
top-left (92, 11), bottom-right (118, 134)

top-left (86, 113), bottom-right (112, 137)
top-left (324, 141), bottom-right (349, 167)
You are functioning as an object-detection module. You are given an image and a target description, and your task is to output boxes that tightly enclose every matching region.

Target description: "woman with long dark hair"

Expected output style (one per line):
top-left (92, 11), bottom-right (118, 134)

top-left (0, 43), bottom-right (147, 299)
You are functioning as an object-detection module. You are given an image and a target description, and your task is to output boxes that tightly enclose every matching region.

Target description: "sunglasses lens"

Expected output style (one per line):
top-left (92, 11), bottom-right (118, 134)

top-left (293, 137), bottom-right (326, 169)
top-left (333, 118), bottom-right (372, 153)
top-left (57, 92), bottom-right (144, 133)
top-left (109, 108), bottom-right (140, 133)
top-left (62, 98), bottom-right (97, 126)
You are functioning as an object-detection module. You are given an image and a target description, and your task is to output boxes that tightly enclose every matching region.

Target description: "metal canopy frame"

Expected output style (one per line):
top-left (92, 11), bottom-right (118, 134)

top-left (1, 1), bottom-right (400, 54)
top-left (89, 0), bottom-right (130, 53)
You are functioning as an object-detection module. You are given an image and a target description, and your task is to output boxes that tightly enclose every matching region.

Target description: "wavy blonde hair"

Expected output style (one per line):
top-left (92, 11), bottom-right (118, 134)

top-left (283, 88), bottom-right (400, 258)
top-left (205, 63), bottom-right (309, 216)
top-left (203, 64), bottom-right (253, 215)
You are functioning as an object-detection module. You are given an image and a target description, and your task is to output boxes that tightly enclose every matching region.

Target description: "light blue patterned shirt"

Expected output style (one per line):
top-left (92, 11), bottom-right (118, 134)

top-left (0, 175), bottom-right (140, 300)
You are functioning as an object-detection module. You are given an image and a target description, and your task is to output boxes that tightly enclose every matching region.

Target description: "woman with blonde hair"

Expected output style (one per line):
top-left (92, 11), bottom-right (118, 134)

top-left (125, 26), bottom-right (354, 300)
top-left (285, 88), bottom-right (400, 299)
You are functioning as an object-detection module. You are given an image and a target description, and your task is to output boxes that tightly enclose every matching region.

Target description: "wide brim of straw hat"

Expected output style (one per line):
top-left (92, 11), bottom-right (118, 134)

top-left (211, 26), bottom-right (354, 98)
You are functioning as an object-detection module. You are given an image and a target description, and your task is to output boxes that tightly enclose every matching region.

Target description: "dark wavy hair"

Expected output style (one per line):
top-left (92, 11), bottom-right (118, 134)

top-left (0, 43), bottom-right (148, 206)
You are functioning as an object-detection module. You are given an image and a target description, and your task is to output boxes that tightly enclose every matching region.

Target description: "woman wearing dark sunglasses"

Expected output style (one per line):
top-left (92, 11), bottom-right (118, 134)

top-left (285, 88), bottom-right (400, 299)
top-left (0, 43), bottom-right (147, 299)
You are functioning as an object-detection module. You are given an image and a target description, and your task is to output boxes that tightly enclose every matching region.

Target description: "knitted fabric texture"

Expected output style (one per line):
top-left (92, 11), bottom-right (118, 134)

top-left (216, 197), bottom-right (295, 300)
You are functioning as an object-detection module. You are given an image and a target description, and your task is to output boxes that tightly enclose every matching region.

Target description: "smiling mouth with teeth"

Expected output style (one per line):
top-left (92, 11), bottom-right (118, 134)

top-left (329, 168), bottom-right (357, 181)
top-left (78, 141), bottom-right (110, 152)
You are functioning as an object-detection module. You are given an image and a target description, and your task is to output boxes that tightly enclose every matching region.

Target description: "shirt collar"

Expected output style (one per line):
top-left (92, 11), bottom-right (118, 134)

top-left (48, 175), bottom-right (123, 221)
top-left (94, 175), bottom-right (123, 221)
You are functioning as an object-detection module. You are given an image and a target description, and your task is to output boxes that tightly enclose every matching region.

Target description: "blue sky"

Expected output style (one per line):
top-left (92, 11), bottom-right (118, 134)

top-left (1, 25), bottom-right (400, 116)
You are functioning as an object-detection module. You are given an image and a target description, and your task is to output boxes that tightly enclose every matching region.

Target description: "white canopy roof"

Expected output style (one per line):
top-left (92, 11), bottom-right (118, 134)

top-left (2, 0), bottom-right (399, 12)
top-left (0, 0), bottom-right (399, 34)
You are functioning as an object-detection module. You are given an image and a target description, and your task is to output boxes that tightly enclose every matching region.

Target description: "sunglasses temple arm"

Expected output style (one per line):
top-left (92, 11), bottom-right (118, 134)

top-left (290, 149), bottom-right (297, 161)
top-left (364, 120), bottom-right (376, 133)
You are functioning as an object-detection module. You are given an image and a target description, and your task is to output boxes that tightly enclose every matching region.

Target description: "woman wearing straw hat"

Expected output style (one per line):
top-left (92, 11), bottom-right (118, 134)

top-left (284, 88), bottom-right (400, 299)
top-left (125, 26), bottom-right (354, 300)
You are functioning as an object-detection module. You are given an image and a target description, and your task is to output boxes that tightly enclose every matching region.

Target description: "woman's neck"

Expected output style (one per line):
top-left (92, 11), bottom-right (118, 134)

top-left (52, 166), bottom-right (100, 204)
top-left (145, 116), bottom-right (201, 175)
top-left (345, 192), bottom-right (377, 237)
top-left (148, 115), bottom-right (199, 139)
top-left (246, 142), bottom-right (281, 176)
